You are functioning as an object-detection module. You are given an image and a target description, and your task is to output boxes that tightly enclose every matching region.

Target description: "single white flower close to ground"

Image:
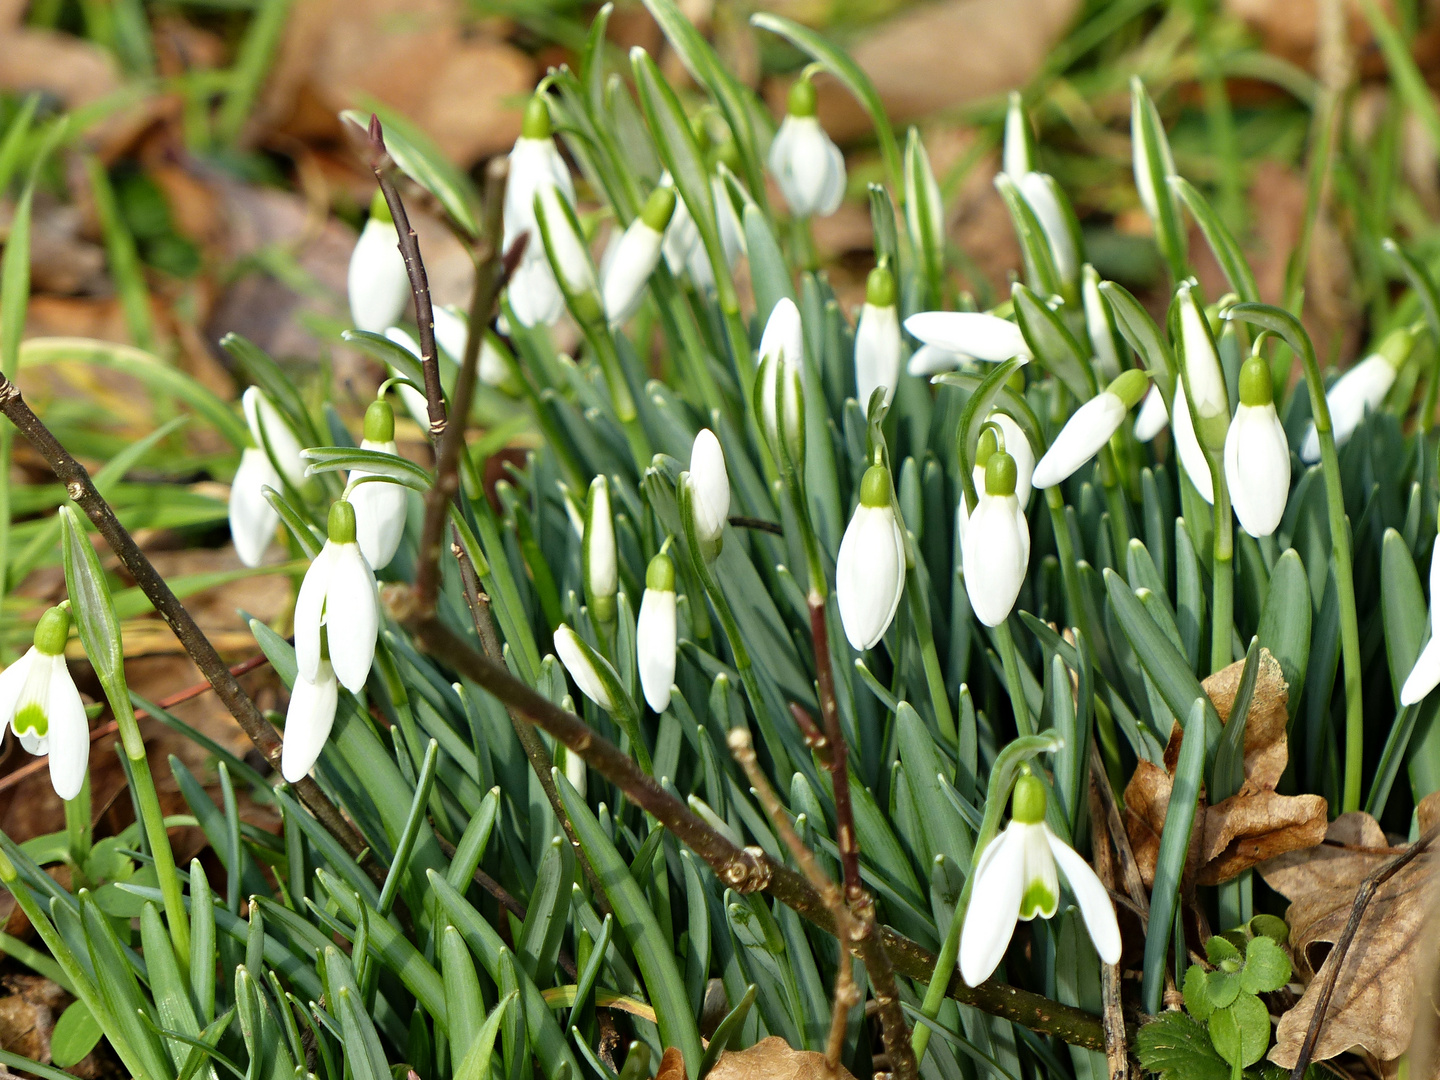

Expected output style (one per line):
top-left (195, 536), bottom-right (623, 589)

top-left (854, 264), bottom-right (902, 409)
top-left (1224, 355), bottom-right (1290, 538)
top-left (636, 552), bottom-right (677, 713)
top-left (348, 398), bottom-right (408, 570)
top-left (959, 772), bottom-right (1121, 987)
top-left (294, 500), bottom-right (379, 695)
top-left (962, 449), bottom-right (1030, 627)
top-left (768, 76), bottom-right (845, 219)
top-left (836, 465), bottom-right (907, 650)
top-left (0, 606), bottom-right (88, 800)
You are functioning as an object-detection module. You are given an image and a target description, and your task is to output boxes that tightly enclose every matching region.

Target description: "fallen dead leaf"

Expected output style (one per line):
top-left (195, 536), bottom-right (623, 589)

top-left (707, 1037), bottom-right (858, 1080)
top-left (656, 1047), bottom-right (687, 1080)
top-left (1124, 649), bottom-right (1328, 886)
top-left (1259, 812), bottom-right (1437, 1068)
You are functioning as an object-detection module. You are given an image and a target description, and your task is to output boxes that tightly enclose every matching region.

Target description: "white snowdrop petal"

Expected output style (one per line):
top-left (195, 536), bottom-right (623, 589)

top-left (281, 662), bottom-right (339, 783)
top-left (1019, 821), bottom-right (1060, 920)
top-left (908, 344), bottom-right (969, 376)
top-left (603, 221), bottom-right (664, 325)
top-left (855, 303), bottom-right (903, 409)
top-left (432, 306), bottom-right (469, 362)
top-left (554, 627), bottom-right (614, 711)
top-left (1047, 827), bottom-right (1122, 964)
top-left (1018, 173), bottom-right (1076, 285)
top-left (962, 494), bottom-right (1028, 627)
top-left (836, 504), bottom-right (906, 650)
top-left (1133, 384), bottom-right (1169, 442)
top-left (1172, 382), bottom-right (1214, 504)
top-left (689, 430), bottom-right (731, 544)
top-left (1031, 393), bottom-right (1126, 490)
top-left (507, 250), bottom-right (566, 328)
top-left (325, 545), bottom-right (380, 694)
top-left (293, 544), bottom-right (337, 683)
top-left (229, 448), bottom-right (282, 568)
top-left (636, 588), bottom-right (677, 713)
top-left (1224, 404), bottom-right (1290, 538)
top-left (0, 650), bottom-right (34, 734)
top-left (904, 312), bottom-right (1031, 362)
top-left (959, 825), bottom-right (1025, 987)
top-left (760, 298), bottom-right (805, 371)
top-left (1402, 635), bottom-right (1440, 705)
top-left (348, 218), bottom-right (411, 334)
top-left (45, 661), bottom-right (88, 801)
top-left (350, 459), bottom-right (408, 572)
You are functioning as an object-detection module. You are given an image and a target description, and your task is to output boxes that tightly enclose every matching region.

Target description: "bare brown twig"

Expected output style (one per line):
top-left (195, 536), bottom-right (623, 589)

top-left (1088, 764), bottom-right (1130, 1080)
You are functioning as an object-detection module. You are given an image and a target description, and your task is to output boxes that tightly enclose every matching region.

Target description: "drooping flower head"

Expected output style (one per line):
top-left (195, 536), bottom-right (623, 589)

top-left (1299, 326), bottom-right (1415, 463)
top-left (505, 95), bottom-right (575, 327)
top-left (768, 74), bottom-right (845, 219)
top-left (281, 626), bottom-right (339, 784)
top-left (961, 448), bottom-right (1029, 627)
top-left (1032, 369), bottom-right (1149, 490)
top-left (603, 186), bottom-right (677, 326)
top-left (836, 465), bottom-right (907, 651)
top-left (0, 605), bottom-right (88, 800)
top-left (348, 190), bottom-right (410, 334)
top-left (295, 500), bottom-right (379, 695)
top-left (637, 552), bottom-right (677, 714)
top-left (348, 397), bottom-right (408, 571)
top-left (1225, 354), bottom-right (1290, 538)
top-left (855, 263), bottom-right (902, 410)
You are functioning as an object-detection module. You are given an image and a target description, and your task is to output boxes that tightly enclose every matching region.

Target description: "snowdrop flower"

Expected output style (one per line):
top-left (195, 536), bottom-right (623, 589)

top-left (535, 185), bottom-right (597, 308)
top-left (855, 264), bottom-right (902, 409)
top-left (1082, 266), bottom-right (1122, 381)
top-left (1177, 284), bottom-right (1228, 438)
top-left (687, 429), bottom-right (730, 552)
top-left (1131, 77), bottom-right (1177, 223)
top-left (637, 552), bottom-right (677, 713)
top-left (836, 465), bottom-right (907, 650)
top-left (958, 419), bottom-right (1033, 545)
top-left (347, 398), bottom-right (407, 570)
top-left (1133, 384), bottom-right (1169, 442)
top-left (1402, 523), bottom-right (1440, 706)
top-left (908, 343), bottom-right (973, 377)
top-left (554, 625), bottom-right (616, 711)
top-left (384, 327), bottom-right (442, 430)
top-left (295, 500), bottom-right (379, 694)
top-left (432, 306), bottom-right (508, 388)
top-left (1002, 91), bottom-right (1035, 180)
top-left (0, 605), bottom-right (87, 800)
top-left (768, 75), bottom-right (845, 219)
top-left (961, 449), bottom-right (1029, 627)
top-left (904, 311), bottom-right (1032, 364)
top-left (504, 95), bottom-right (575, 260)
top-left (348, 191), bottom-right (410, 334)
top-left (603, 187), bottom-right (676, 325)
top-left (661, 177), bottom-right (699, 274)
top-left (959, 770), bottom-right (1121, 987)
top-left (243, 387), bottom-right (306, 489)
top-left (507, 247), bottom-right (566, 328)
top-left (756, 298), bottom-right (807, 463)
top-left (280, 635), bottom-right (338, 784)
top-left (583, 476), bottom-right (617, 625)
top-left (1225, 355), bottom-right (1290, 538)
top-left (1033, 370), bottom-right (1149, 489)
top-left (229, 446), bottom-right (281, 568)
top-left (1016, 172), bottom-right (1078, 287)
top-left (1172, 380), bottom-right (1214, 504)
top-left (1298, 327), bottom-right (1414, 463)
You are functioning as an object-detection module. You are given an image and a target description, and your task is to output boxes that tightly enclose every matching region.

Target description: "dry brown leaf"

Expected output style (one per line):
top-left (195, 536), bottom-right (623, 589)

top-left (1123, 649), bottom-right (1328, 885)
top-left (707, 1037), bottom-right (858, 1080)
top-left (656, 1048), bottom-right (687, 1080)
top-left (1257, 814), bottom-right (1437, 1067)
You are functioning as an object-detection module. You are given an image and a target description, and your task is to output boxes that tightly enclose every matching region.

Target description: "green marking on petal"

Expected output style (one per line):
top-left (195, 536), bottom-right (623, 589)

top-left (13, 702), bottom-right (48, 739)
top-left (1019, 877), bottom-right (1056, 920)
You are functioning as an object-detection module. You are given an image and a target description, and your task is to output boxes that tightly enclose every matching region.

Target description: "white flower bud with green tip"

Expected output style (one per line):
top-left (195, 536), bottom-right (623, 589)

top-left (583, 476), bottom-right (617, 625)
top-left (904, 311), bottom-right (1032, 364)
top-left (348, 398), bottom-right (408, 570)
top-left (836, 465), bottom-right (907, 650)
top-left (294, 500), bottom-right (379, 694)
top-left (1225, 355), bottom-right (1290, 538)
top-left (687, 429), bottom-right (730, 550)
top-left (1131, 77), bottom-right (1177, 223)
top-left (229, 446), bottom-right (281, 568)
top-left (1032, 369), bottom-right (1149, 490)
top-left (756, 298), bottom-right (807, 464)
top-left (961, 449), bottom-right (1030, 627)
top-left (637, 552), bottom-right (677, 713)
top-left (604, 186), bottom-right (676, 326)
top-left (553, 624), bottom-right (616, 712)
top-left (348, 191), bottom-right (410, 335)
top-left (1003, 91), bottom-right (1035, 180)
top-left (768, 74), bottom-right (845, 219)
top-left (243, 386), bottom-right (307, 489)
top-left (1299, 326), bottom-right (1414, 463)
top-left (0, 605), bottom-right (88, 800)
top-left (1133, 383), bottom-right (1169, 442)
top-left (1016, 172), bottom-right (1078, 287)
top-left (504, 95), bottom-right (575, 257)
top-left (959, 770), bottom-right (1120, 987)
top-left (1082, 266), bottom-right (1122, 382)
top-left (535, 185), bottom-right (598, 308)
top-left (855, 264), bottom-right (902, 409)
top-left (1172, 379), bottom-right (1214, 504)
top-left (281, 631), bottom-right (338, 784)
top-left (1177, 284), bottom-right (1229, 435)
top-left (1402, 520), bottom-right (1440, 705)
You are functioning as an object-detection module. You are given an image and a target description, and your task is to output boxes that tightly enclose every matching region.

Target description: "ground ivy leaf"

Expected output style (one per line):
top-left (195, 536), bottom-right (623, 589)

top-left (1184, 964), bottom-right (1214, 1021)
top-left (1240, 935), bottom-right (1291, 995)
top-left (1136, 1011), bottom-right (1231, 1080)
top-left (1208, 994), bottom-right (1271, 1068)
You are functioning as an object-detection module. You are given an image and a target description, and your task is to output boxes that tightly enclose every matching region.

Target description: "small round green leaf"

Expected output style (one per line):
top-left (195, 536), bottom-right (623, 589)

top-left (51, 1000), bottom-right (103, 1068)
top-left (1241, 935), bottom-right (1292, 995)
top-left (1205, 934), bottom-right (1242, 965)
top-left (1206, 968), bottom-right (1243, 1009)
top-left (1247, 914), bottom-right (1290, 946)
top-left (1207, 994), bottom-right (1270, 1068)
top-left (1183, 964), bottom-right (1214, 1021)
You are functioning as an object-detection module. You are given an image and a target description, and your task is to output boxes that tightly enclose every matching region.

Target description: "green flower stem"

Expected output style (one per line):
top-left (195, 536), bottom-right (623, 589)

top-left (911, 732), bottom-right (1063, 1063)
top-left (587, 325), bottom-right (652, 473)
top-left (905, 571), bottom-right (957, 744)
top-left (994, 616), bottom-right (1033, 737)
top-left (1097, 446), bottom-right (1132, 565)
top-left (1045, 488), bottom-right (1086, 630)
top-left (1228, 304), bottom-right (1364, 811)
top-left (110, 686), bottom-right (191, 971)
top-left (64, 773), bottom-right (91, 887)
top-left (1211, 481), bottom-right (1235, 674)
top-left (650, 269), bottom-right (730, 425)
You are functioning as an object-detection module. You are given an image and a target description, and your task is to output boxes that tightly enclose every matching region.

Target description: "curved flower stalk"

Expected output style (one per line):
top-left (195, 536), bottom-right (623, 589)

top-left (348, 397), bottom-right (408, 570)
top-left (958, 416), bottom-right (1033, 540)
top-left (1298, 326), bottom-right (1414, 462)
top-left (836, 464), bottom-right (906, 650)
top-left (603, 186), bottom-right (677, 325)
top-left (295, 500), bottom-right (379, 694)
top-left (855, 263), bottom-right (902, 409)
top-left (959, 770), bottom-right (1120, 986)
top-left (768, 73), bottom-right (845, 219)
top-left (1224, 354), bottom-right (1290, 538)
top-left (1032, 370), bottom-right (1149, 489)
top-left (348, 190), bottom-right (410, 334)
top-left (504, 95), bottom-right (575, 327)
top-left (904, 311), bottom-right (1032, 363)
top-left (636, 551), bottom-right (677, 713)
top-left (1403, 524), bottom-right (1440, 705)
top-left (0, 605), bottom-right (88, 800)
top-left (962, 448), bottom-right (1029, 627)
